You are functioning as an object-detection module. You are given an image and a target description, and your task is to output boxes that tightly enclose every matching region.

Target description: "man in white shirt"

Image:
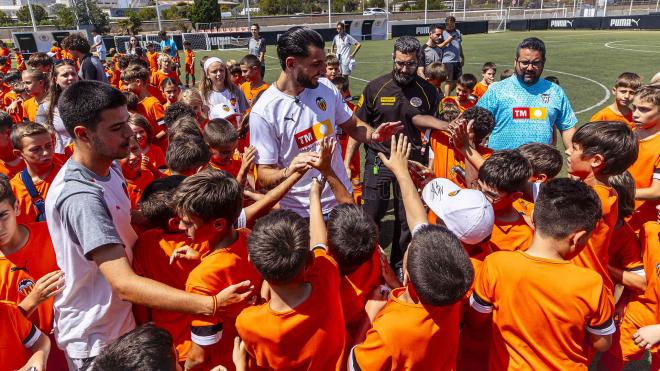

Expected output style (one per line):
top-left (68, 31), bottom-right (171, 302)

top-left (90, 30), bottom-right (107, 61)
top-left (331, 22), bottom-right (361, 76)
top-left (250, 26), bottom-right (399, 217)
top-left (46, 81), bottom-right (253, 369)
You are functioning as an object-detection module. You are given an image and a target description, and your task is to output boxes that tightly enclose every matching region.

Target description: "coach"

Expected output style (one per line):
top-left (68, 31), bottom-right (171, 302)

top-left (355, 36), bottom-right (440, 273)
top-left (250, 27), bottom-right (399, 218)
top-left (477, 37), bottom-right (577, 150)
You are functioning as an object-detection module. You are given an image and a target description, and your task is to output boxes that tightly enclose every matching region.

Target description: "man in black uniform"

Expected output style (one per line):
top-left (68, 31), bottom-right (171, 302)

top-left (354, 36), bottom-right (440, 272)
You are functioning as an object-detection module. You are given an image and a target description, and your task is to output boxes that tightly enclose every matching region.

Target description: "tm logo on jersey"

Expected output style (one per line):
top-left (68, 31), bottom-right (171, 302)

top-left (294, 119), bottom-right (334, 149)
top-left (512, 107), bottom-right (547, 120)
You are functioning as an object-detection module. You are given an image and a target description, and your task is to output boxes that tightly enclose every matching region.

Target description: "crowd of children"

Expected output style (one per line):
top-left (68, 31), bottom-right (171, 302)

top-left (0, 28), bottom-right (659, 371)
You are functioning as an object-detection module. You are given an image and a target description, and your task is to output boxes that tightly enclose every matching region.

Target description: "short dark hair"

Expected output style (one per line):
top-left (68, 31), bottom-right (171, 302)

top-left (91, 324), bottom-right (177, 371)
top-left (608, 171), bottom-right (636, 219)
top-left (3, 70), bottom-right (22, 85)
top-left (140, 175), bottom-right (186, 229)
top-left (11, 122), bottom-right (50, 151)
top-left (123, 91), bottom-right (139, 111)
top-left (203, 119), bottom-right (238, 149)
top-left (122, 64), bottom-right (150, 82)
top-left (331, 76), bottom-right (349, 93)
top-left (479, 150), bottom-right (533, 194)
top-left (482, 62), bottom-right (496, 73)
top-left (166, 135), bottom-right (210, 174)
top-left (533, 178), bottom-right (601, 239)
top-left (457, 73), bottom-right (477, 90)
top-left (407, 224), bottom-right (473, 306)
top-left (500, 69), bottom-right (514, 80)
top-left (430, 24), bottom-right (442, 33)
top-left (572, 121), bottom-right (638, 176)
top-left (61, 33), bottom-right (91, 54)
top-left (327, 204), bottom-right (378, 276)
top-left (0, 111), bottom-right (13, 132)
top-left (518, 143), bottom-right (562, 179)
top-left (336, 21), bottom-right (345, 28)
top-left (277, 27), bottom-right (325, 70)
top-left (240, 54), bottom-right (261, 68)
top-left (0, 174), bottom-right (16, 205)
top-left (445, 16), bottom-right (456, 23)
top-left (26, 52), bottom-right (53, 69)
top-left (127, 57), bottom-right (150, 70)
top-left (58, 80), bottom-right (127, 137)
top-left (252, 23), bottom-right (260, 30)
top-left (169, 117), bottom-right (202, 140)
top-left (462, 107), bottom-right (494, 145)
top-left (174, 169), bottom-right (243, 224)
top-left (164, 102), bottom-right (196, 129)
top-left (183, 40), bottom-right (191, 47)
top-left (516, 37), bottom-right (546, 61)
top-left (248, 210), bottom-right (310, 284)
top-left (393, 36), bottom-right (421, 56)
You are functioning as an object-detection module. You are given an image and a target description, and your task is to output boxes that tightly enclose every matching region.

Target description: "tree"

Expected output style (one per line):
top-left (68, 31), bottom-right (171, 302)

top-left (0, 10), bottom-right (10, 25)
top-left (51, 4), bottom-right (77, 30)
top-left (190, 0), bottom-right (222, 24)
top-left (163, 4), bottom-right (191, 19)
top-left (17, 4), bottom-right (48, 24)
top-left (73, 0), bottom-right (111, 34)
top-left (118, 12), bottom-right (143, 35)
top-left (137, 7), bottom-right (156, 21)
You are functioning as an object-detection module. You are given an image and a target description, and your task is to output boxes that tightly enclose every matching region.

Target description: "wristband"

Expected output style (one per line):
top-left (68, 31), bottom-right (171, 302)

top-left (211, 295), bottom-right (217, 316)
top-left (282, 166), bottom-right (289, 179)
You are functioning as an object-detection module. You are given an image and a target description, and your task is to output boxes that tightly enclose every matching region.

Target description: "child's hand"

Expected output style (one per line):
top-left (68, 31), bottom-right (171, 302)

top-left (288, 152), bottom-right (318, 175)
top-left (169, 245), bottom-right (201, 265)
top-left (408, 160), bottom-right (433, 190)
top-left (25, 270), bottom-right (65, 307)
top-left (232, 337), bottom-right (248, 371)
top-left (240, 146), bottom-right (257, 172)
top-left (378, 247), bottom-right (402, 289)
top-left (140, 154), bottom-right (151, 170)
top-left (310, 137), bottom-right (336, 174)
top-left (310, 176), bottom-right (326, 199)
top-left (449, 119), bottom-right (475, 152)
top-left (377, 134), bottom-right (411, 177)
top-left (633, 324), bottom-right (660, 350)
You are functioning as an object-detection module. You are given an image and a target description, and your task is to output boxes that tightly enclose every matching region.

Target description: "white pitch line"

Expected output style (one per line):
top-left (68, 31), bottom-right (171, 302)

top-left (604, 41), bottom-right (660, 54)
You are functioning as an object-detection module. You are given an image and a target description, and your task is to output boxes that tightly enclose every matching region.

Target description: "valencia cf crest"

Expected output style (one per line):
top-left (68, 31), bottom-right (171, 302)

top-left (540, 93), bottom-right (550, 104)
top-left (18, 278), bottom-right (35, 297)
top-left (316, 97), bottom-right (327, 111)
top-left (230, 97), bottom-right (237, 106)
top-left (656, 263), bottom-right (660, 279)
top-left (448, 190), bottom-right (461, 197)
top-left (222, 104), bottom-right (231, 112)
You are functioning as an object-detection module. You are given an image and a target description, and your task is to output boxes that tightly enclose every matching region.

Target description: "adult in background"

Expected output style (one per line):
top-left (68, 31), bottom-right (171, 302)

top-left (331, 21), bottom-right (361, 77)
top-left (249, 23), bottom-right (267, 77)
top-left (46, 81), bottom-right (253, 369)
top-left (355, 36), bottom-right (440, 273)
top-left (441, 16), bottom-right (465, 97)
top-left (418, 24), bottom-right (450, 78)
top-left (250, 26), bottom-right (400, 217)
top-left (61, 33), bottom-right (108, 83)
top-left (90, 30), bottom-right (107, 61)
top-left (477, 37), bottom-right (576, 150)
top-left (158, 31), bottom-right (179, 74)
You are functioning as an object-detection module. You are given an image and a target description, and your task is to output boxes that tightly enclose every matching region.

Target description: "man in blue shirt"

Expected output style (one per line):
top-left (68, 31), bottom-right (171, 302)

top-left (158, 31), bottom-right (178, 60)
top-left (477, 37), bottom-right (577, 150)
top-left (441, 16), bottom-right (465, 97)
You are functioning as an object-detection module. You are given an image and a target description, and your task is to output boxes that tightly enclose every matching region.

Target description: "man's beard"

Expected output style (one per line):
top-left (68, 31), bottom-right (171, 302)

top-left (393, 70), bottom-right (415, 85)
top-left (296, 72), bottom-right (319, 89)
top-left (515, 69), bottom-right (541, 86)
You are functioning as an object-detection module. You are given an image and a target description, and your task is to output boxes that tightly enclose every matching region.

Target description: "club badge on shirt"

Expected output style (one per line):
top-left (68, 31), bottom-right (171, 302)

top-left (18, 278), bottom-right (35, 297)
top-left (410, 97), bottom-right (423, 108)
top-left (316, 97), bottom-right (327, 111)
top-left (541, 93), bottom-right (550, 104)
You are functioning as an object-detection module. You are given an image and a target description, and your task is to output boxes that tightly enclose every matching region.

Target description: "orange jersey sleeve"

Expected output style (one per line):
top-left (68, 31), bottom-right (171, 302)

top-left (143, 144), bottom-right (166, 170)
top-left (571, 184), bottom-right (618, 292)
top-left (133, 229), bottom-right (209, 362)
top-left (489, 214), bottom-right (534, 252)
top-left (590, 106), bottom-right (635, 129)
top-left (240, 81), bottom-right (270, 107)
top-left (147, 52), bottom-right (159, 72)
top-left (126, 170), bottom-right (154, 210)
top-left (147, 84), bottom-right (167, 105)
top-left (0, 158), bottom-right (25, 179)
top-left (236, 248), bottom-right (346, 371)
top-left (351, 287), bottom-right (462, 370)
top-left (472, 251), bottom-right (615, 370)
top-left (0, 300), bottom-right (42, 371)
top-left (609, 221), bottom-right (643, 272)
top-left (0, 223), bottom-right (58, 333)
top-left (627, 132), bottom-right (660, 232)
top-left (429, 129), bottom-right (492, 189)
top-left (185, 230), bottom-right (262, 368)
top-left (642, 223), bottom-right (660, 324)
top-left (340, 248), bottom-right (382, 331)
top-left (209, 156), bottom-right (243, 178)
top-left (473, 82), bottom-right (489, 99)
top-left (442, 96), bottom-right (476, 112)
top-left (10, 163), bottom-right (61, 224)
top-left (22, 97), bottom-right (38, 122)
top-left (137, 96), bottom-right (166, 135)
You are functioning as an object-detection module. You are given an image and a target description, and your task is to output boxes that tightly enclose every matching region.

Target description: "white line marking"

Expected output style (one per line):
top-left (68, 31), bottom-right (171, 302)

top-left (604, 41), bottom-right (660, 54)
top-left (349, 75), bottom-right (370, 83)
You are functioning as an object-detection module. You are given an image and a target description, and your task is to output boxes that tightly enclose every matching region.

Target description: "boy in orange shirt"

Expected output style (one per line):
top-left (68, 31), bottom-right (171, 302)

top-left (469, 178), bottom-right (615, 370)
top-left (590, 72), bottom-right (641, 129)
top-left (239, 54), bottom-right (269, 107)
top-left (203, 118), bottom-right (255, 185)
top-left (567, 120), bottom-right (638, 293)
top-left (627, 85), bottom-right (660, 232)
top-left (13, 48), bottom-right (26, 72)
top-left (19, 69), bottom-right (48, 123)
top-left (517, 142), bottom-right (562, 203)
top-left (0, 111), bottom-right (25, 178)
top-left (146, 43), bottom-right (159, 73)
top-left (350, 134), bottom-right (475, 370)
top-left (473, 62), bottom-right (496, 100)
top-left (477, 150), bottom-right (534, 252)
top-left (183, 41), bottom-right (196, 88)
top-left (50, 41), bottom-right (62, 60)
top-left (176, 170), bottom-right (262, 371)
top-left (152, 54), bottom-right (180, 89)
top-left (122, 64), bottom-right (168, 150)
top-left (441, 73), bottom-right (477, 112)
top-left (119, 136), bottom-right (154, 210)
top-left (9, 122), bottom-right (62, 224)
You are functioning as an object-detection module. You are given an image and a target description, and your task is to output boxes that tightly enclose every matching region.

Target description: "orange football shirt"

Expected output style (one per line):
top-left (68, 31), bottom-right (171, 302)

top-left (489, 215), bottom-right (534, 252)
top-left (627, 131), bottom-right (660, 232)
top-left (608, 221), bottom-right (643, 272)
top-left (340, 248), bottom-right (382, 335)
top-left (240, 81), bottom-right (269, 107)
top-left (152, 70), bottom-right (180, 89)
top-left (10, 163), bottom-right (62, 224)
top-left (473, 82), bottom-right (489, 100)
top-left (590, 106), bottom-right (634, 129)
top-left (428, 129), bottom-right (492, 189)
top-left (22, 97), bottom-right (38, 122)
top-left (126, 170), bottom-right (154, 210)
top-left (0, 300), bottom-right (42, 371)
top-left (137, 96), bottom-right (166, 137)
top-left (442, 96), bottom-right (476, 112)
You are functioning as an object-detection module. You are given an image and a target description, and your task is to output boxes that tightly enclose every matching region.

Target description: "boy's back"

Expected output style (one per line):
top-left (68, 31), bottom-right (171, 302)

top-left (473, 250), bottom-right (614, 370)
top-left (627, 130), bottom-right (660, 231)
top-left (350, 287), bottom-right (462, 370)
top-left (490, 214), bottom-right (533, 252)
top-left (236, 248), bottom-right (346, 370)
top-left (340, 247), bottom-right (382, 336)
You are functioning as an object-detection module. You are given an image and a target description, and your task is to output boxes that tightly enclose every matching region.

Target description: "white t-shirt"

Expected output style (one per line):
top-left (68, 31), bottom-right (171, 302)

top-left (45, 160), bottom-right (138, 359)
top-left (250, 78), bottom-right (353, 217)
top-left (332, 33), bottom-right (358, 63)
top-left (207, 88), bottom-right (248, 116)
top-left (94, 34), bottom-right (106, 54)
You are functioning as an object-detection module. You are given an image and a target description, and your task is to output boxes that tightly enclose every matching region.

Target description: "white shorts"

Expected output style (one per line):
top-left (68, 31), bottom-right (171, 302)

top-left (341, 58), bottom-right (355, 76)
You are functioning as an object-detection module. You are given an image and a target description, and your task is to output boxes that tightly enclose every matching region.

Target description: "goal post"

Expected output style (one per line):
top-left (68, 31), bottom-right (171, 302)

top-left (182, 33), bottom-right (211, 51)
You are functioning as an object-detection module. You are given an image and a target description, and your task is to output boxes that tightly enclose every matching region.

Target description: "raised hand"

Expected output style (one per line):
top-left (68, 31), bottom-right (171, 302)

top-left (372, 121), bottom-right (403, 142)
top-left (377, 133), bottom-right (411, 177)
top-left (310, 137), bottom-right (336, 173)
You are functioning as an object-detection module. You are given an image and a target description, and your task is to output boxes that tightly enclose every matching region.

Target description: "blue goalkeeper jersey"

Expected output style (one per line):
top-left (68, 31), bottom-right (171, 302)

top-left (477, 76), bottom-right (577, 150)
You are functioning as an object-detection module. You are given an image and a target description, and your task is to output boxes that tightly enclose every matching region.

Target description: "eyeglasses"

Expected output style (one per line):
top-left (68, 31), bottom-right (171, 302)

top-left (394, 60), bottom-right (418, 68)
top-left (516, 59), bottom-right (544, 68)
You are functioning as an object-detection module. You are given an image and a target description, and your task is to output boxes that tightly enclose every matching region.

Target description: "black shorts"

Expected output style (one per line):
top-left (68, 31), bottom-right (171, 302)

top-left (443, 62), bottom-right (462, 81)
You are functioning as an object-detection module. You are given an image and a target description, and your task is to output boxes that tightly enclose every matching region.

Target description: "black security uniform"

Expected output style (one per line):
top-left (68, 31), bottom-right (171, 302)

top-left (355, 72), bottom-right (439, 268)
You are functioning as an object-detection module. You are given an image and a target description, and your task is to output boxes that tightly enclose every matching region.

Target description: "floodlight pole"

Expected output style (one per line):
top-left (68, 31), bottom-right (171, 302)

top-left (628, 0), bottom-right (633, 15)
top-left (424, 0), bottom-right (428, 23)
top-left (155, 0), bottom-right (162, 31)
top-left (328, 0), bottom-right (331, 27)
top-left (539, 0), bottom-right (543, 18)
top-left (572, 0), bottom-right (576, 16)
top-left (26, 0), bottom-right (38, 32)
top-left (602, 0), bottom-right (607, 16)
top-left (656, 0), bottom-right (659, 11)
top-left (246, 0), bottom-right (251, 25)
top-left (462, 0), bottom-right (466, 20)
